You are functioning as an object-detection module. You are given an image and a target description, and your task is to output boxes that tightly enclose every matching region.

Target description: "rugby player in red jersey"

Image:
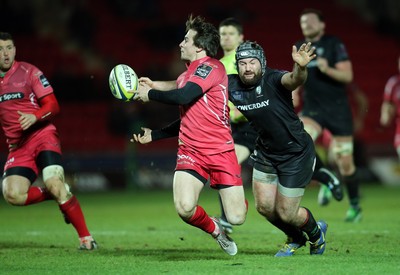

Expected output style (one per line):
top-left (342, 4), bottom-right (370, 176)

top-left (130, 15), bottom-right (247, 256)
top-left (380, 55), bottom-right (400, 158)
top-left (0, 32), bottom-right (96, 250)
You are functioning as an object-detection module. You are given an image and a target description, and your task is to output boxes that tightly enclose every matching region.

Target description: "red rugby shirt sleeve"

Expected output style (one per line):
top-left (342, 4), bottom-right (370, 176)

top-left (34, 93), bottom-right (60, 121)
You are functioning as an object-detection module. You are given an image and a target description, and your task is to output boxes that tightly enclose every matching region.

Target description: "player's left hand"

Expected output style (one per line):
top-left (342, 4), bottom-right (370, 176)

top-left (292, 42), bottom-right (316, 68)
top-left (129, 82), bottom-right (151, 103)
top-left (18, 111), bottom-right (37, 130)
top-left (130, 127), bottom-right (152, 144)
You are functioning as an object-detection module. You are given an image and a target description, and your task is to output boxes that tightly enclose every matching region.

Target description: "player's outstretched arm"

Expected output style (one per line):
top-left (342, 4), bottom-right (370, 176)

top-left (282, 42), bottom-right (316, 91)
top-left (139, 77), bottom-right (177, 91)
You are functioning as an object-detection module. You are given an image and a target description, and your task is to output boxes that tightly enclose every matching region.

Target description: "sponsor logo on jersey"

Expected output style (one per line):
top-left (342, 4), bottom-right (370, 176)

top-left (236, 100), bottom-right (270, 111)
top-left (177, 154), bottom-right (196, 166)
top-left (194, 64), bottom-right (212, 79)
top-left (256, 86), bottom-right (262, 97)
top-left (39, 74), bottom-right (50, 88)
top-left (0, 92), bottom-right (24, 102)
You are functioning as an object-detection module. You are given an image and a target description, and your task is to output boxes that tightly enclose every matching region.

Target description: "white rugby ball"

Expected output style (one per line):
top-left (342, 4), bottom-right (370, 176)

top-left (109, 64), bottom-right (138, 101)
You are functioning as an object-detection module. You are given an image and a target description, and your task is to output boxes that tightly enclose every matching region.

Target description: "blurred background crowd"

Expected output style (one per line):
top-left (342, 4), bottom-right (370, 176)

top-left (1, 0), bottom-right (400, 190)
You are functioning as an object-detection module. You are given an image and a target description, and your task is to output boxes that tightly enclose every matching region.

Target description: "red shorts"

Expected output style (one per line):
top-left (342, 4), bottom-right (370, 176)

top-left (4, 128), bottom-right (62, 176)
top-left (175, 146), bottom-right (242, 188)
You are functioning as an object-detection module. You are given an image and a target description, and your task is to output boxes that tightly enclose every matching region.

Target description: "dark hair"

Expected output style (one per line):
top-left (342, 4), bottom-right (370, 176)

top-left (300, 8), bottom-right (325, 22)
top-left (186, 15), bottom-right (220, 58)
top-left (219, 17), bottom-right (243, 35)
top-left (0, 32), bottom-right (14, 43)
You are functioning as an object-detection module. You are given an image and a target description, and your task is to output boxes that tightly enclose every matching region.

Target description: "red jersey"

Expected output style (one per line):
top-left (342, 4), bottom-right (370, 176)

top-left (383, 75), bottom-right (400, 122)
top-left (176, 56), bottom-right (233, 154)
top-left (0, 61), bottom-right (56, 145)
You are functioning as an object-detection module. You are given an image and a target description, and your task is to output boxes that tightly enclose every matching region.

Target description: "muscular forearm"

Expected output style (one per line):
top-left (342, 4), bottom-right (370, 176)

top-left (283, 63), bottom-right (307, 91)
top-left (322, 66), bottom-right (353, 84)
top-left (151, 80), bottom-right (177, 91)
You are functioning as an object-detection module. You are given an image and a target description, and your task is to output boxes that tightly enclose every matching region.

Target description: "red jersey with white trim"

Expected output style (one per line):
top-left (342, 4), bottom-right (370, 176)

top-left (383, 74), bottom-right (400, 121)
top-left (0, 61), bottom-right (56, 145)
top-left (383, 74), bottom-right (400, 147)
top-left (176, 56), bottom-right (233, 154)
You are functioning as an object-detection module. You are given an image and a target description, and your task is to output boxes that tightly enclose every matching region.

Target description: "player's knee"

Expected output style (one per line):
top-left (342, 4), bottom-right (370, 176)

top-left (255, 201), bottom-right (274, 218)
top-left (338, 162), bottom-right (355, 176)
top-left (276, 207), bottom-right (296, 224)
top-left (303, 124), bottom-right (320, 141)
top-left (175, 200), bottom-right (196, 220)
top-left (226, 212), bottom-right (246, 225)
top-left (3, 188), bottom-right (25, 206)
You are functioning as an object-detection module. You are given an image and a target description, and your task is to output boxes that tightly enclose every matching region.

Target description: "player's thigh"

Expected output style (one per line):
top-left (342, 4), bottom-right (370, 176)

top-left (301, 116), bottom-right (322, 141)
top-left (173, 170), bottom-right (204, 211)
top-left (234, 144), bottom-right (251, 164)
top-left (219, 185), bottom-right (246, 222)
top-left (2, 175), bottom-right (31, 197)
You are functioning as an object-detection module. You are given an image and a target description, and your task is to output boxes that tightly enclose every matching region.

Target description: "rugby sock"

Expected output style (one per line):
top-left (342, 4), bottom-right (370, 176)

top-left (313, 168), bottom-right (336, 186)
top-left (299, 207), bottom-right (320, 243)
top-left (59, 196), bottom-right (90, 238)
top-left (24, 186), bottom-right (53, 205)
top-left (343, 170), bottom-right (360, 208)
top-left (268, 217), bottom-right (305, 242)
top-left (312, 154), bottom-right (333, 185)
top-left (187, 205), bottom-right (215, 235)
top-left (314, 153), bottom-right (325, 171)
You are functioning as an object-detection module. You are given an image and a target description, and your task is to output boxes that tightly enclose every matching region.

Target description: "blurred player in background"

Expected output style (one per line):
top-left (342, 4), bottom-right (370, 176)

top-left (229, 40), bottom-right (327, 257)
top-left (380, 55), bottom-right (400, 157)
top-left (217, 17), bottom-right (257, 234)
top-left (0, 32), bottom-right (97, 250)
top-left (131, 15), bottom-right (247, 256)
top-left (293, 9), bottom-right (362, 222)
top-left (294, 81), bottom-right (368, 206)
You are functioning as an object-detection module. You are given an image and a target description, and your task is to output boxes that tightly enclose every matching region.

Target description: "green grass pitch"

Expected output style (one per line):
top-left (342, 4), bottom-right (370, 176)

top-left (0, 184), bottom-right (399, 274)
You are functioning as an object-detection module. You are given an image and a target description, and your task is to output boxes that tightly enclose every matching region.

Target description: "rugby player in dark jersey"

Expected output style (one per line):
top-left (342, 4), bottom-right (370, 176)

top-left (293, 9), bottom-right (361, 222)
top-left (228, 40), bottom-right (327, 256)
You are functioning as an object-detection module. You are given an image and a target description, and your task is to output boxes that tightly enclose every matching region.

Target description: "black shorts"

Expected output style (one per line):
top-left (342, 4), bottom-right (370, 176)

top-left (249, 137), bottom-right (315, 189)
top-left (231, 121), bottom-right (258, 152)
top-left (301, 106), bottom-right (353, 136)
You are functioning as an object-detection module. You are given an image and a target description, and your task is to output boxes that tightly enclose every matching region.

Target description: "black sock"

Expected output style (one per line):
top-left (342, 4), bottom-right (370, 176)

top-left (299, 207), bottom-right (320, 243)
top-left (344, 170), bottom-right (360, 208)
top-left (268, 218), bottom-right (305, 242)
top-left (312, 154), bottom-right (335, 186)
top-left (313, 169), bottom-right (333, 186)
top-left (314, 153), bottom-right (325, 171)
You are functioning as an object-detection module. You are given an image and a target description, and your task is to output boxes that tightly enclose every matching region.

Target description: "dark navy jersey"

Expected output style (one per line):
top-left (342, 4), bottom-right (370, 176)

top-left (295, 35), bottom-right (351, 113)
top-left (228, 68), bottom-right (310, 154)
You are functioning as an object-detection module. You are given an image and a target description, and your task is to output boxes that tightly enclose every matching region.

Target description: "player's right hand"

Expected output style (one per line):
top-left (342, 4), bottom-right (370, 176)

top-left (139, 77), bottom-right (153, 88)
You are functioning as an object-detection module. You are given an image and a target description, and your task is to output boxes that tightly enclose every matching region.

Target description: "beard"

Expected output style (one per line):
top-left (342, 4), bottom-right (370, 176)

top-left (239, 70), bottom-right (262, 86)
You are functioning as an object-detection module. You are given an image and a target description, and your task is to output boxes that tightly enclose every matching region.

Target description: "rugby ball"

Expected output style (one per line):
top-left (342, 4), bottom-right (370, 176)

top-left (109, 64), bottom-right (138, 101)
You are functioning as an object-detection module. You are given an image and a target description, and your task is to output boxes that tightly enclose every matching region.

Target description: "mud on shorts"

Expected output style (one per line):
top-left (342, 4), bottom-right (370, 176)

top-left (249, 140), bottom-right (315, 197)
